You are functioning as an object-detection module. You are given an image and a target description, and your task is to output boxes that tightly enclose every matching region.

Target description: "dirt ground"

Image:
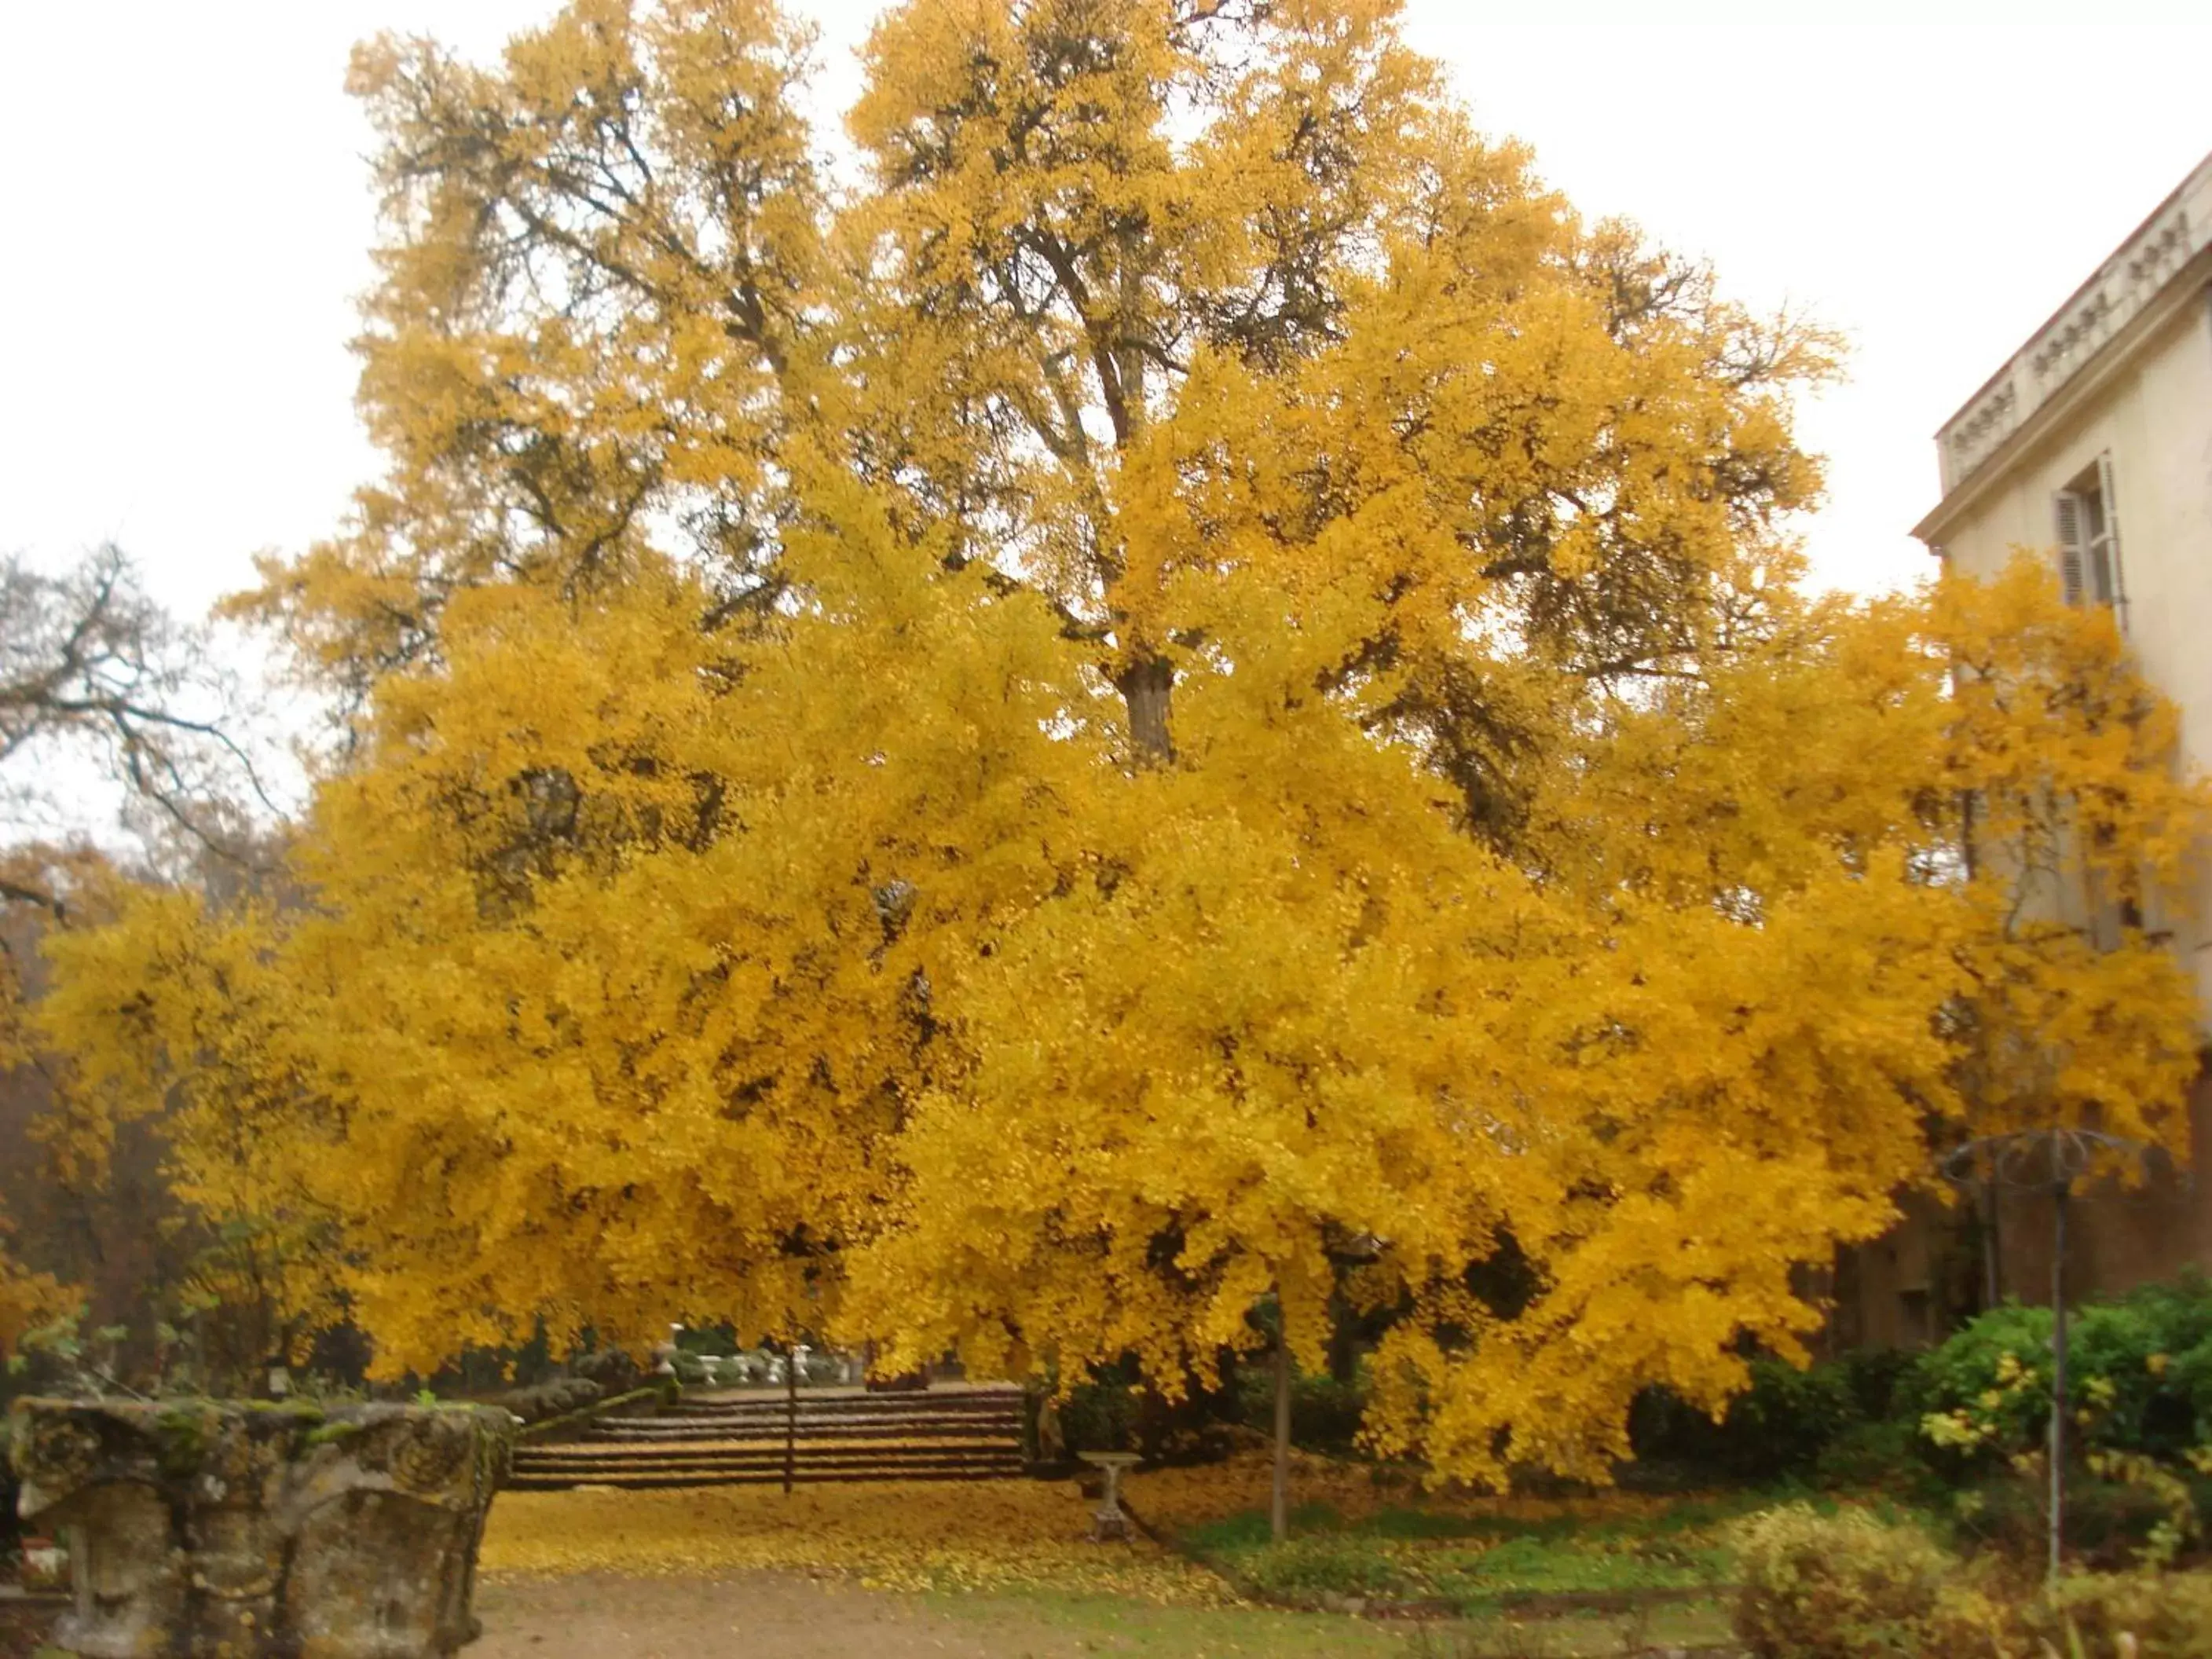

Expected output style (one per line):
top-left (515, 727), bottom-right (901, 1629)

top-left (1, 1580), bottom-right (1108, 1659)
top-left (2, 1578), bottom-right (1188, 1659)
top-left (4, 1580), bottom-right (1081, 1659)
top-left (0, 1578), bottom-right (1108, 1659)
top-left (471, 1571), bottom-right (1098, 1659)
top-left (6, 1573), bottom-right (1716, 1657)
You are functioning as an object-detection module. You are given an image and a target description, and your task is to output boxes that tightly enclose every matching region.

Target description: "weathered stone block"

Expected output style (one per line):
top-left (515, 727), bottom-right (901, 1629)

top-left (8, 1397), bottom-right (511, 1658)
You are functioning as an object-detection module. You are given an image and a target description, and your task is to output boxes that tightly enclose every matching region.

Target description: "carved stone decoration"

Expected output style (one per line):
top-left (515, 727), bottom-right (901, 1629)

top-left (7, 1398), bottom-right (513, 1659)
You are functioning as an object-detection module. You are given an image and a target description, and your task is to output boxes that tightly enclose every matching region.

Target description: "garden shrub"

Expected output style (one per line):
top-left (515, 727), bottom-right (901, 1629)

top-left (1054, 1357), bottom-right (1237, 1459)
top-left (570, 1348), bottom-right (639, 1393)
top-left (1954, 1469), bottom-right (2212, 1573)
top-left (1731, 1503), bottom-right (1990, 1657)
top-left (1232, 1365), bottom-right (1370, 1453)
top-left (492, 1375), bottom-right (604, 1424)
top-left (1833, 1346), bottom-right (1921, 1423)
top-left (1734, 1503), bottom-right (2212, 1657)
top-left (2022, 1570), bottom-right (2212, 1658)
top-left (1813, 1419), bottom-right (1936, 1495)
top-left (1914, 1274), bottom-right (2212, 1471)
top-left (430, 1331), bottom-right (555, 1393)
top-left (1724, 1358), bottom-right (1865, 1478)
top-left (1058, 1369), bottom-right (1141, 1453)
top-left (1633, 1355), bottom-right (1877, 1482)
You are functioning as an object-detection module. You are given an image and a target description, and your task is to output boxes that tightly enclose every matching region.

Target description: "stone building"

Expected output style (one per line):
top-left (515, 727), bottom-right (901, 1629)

top-left (1835, 148), bottom-right (2212, 1351)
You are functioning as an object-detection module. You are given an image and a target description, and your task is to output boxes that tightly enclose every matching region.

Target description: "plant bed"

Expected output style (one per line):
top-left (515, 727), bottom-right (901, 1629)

top-left (0, 1595), bottom-right (60, 1659)
top-left (6, 1397), bottom-right (511, 1658)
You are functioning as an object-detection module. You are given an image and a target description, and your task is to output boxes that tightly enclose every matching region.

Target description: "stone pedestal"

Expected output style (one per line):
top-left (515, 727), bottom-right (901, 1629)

top-left (1078, 1452), bottom-right (1141, 1544)
top-left (7, 1397), bottom-right (512, 1659)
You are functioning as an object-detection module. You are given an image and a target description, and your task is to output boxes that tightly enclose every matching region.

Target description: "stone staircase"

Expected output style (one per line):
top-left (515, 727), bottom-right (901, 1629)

top-left (506, 1382), bottom-right (1027, 1489)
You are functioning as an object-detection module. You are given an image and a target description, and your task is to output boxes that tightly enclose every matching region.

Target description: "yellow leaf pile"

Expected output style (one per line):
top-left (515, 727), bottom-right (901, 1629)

top-left (477, 1452), bottom-right (1723, 1599)
top-left (478, 1477), bottom-right (1226, 1601)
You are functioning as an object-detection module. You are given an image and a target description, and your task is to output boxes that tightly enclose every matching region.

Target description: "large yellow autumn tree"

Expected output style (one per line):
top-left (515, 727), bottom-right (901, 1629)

top-left (31, 0), bottom-right (2208, 1505)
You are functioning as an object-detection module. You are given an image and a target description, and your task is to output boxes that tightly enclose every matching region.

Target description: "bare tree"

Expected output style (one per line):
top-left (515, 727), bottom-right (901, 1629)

top-left (1, 545), bottom-right (275, 907)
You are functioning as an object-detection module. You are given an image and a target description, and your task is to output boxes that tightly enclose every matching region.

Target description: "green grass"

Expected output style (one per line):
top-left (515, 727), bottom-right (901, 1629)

top-left (1179, 1495), bottom-right (1784, 1613)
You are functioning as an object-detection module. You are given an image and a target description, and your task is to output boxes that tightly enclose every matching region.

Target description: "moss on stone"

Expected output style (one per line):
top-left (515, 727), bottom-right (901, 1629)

top-left (18, 1397), bottom-right (507, 1656)
top-left (152, 1402), bottom-right (219, 1479)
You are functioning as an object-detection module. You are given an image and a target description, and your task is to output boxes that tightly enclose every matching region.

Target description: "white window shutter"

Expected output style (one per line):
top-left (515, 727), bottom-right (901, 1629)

top-left (2097, 452), bottom-right (2127, 631)
top-left (2054, 491), bottom-right (2086, 606)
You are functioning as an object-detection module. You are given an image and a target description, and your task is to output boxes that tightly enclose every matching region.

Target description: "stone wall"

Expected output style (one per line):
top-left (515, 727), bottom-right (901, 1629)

top-left (8, 1397), bottom-right (511, 1659)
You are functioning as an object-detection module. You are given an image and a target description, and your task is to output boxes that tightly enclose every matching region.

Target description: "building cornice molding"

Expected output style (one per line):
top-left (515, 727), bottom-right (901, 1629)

top-left (1914, 150), bottom-right (2212, 547)
top-left (1914, 244), bottom-right (2212, 549)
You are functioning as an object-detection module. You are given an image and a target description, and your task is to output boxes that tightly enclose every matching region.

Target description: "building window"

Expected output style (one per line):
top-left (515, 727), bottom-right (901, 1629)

top-left (2054, 455), bottom-right (2126, 623)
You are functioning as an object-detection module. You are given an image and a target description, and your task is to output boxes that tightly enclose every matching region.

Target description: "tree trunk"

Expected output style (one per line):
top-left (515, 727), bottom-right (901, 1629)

top-left (1113, 654), bottom-right (1175, 763)
top-left (1983, 1177), bottom-right (2003, 1311)
top-left (1326, 1286), bottom-right (1359, 1384)
top-left (2049, 1180), bottom-right (2070, 1581)
top-left (1270, 1330), bottom-right (1291, 1544)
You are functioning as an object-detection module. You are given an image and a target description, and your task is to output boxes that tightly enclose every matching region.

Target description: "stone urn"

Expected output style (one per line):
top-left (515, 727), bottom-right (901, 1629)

top-left (7, 1397), bottom-right (512, 1658)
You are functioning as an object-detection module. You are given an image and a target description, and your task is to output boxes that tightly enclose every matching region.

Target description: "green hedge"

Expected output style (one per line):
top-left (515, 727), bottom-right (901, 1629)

top-left (1230, 1366), bottom-right (1370, 1455)
top-left (1627, 1273), bottom-right (2212, 1495)
top-left (1054, 1355), bottom-right (1362, 1459)
top-left (1908, 1273), bottom-right (2212, 1470)
top-left (1632, 1351), bottom-right (1921, 1485)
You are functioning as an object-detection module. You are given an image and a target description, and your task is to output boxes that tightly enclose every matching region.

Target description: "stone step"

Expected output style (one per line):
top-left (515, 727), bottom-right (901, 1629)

top-left (603, 1404), bottom-right (1020, 1418)
top-left (506, 1462), bottom-right (1027, 1489)
top-left (505, 1384), bottom-right (1030, 1489)
top-left (665, 1409), bottom-right (1024, 1430)
top-left (521, 1438), bottom-right (1020, 1465)
top-left (682, 1383), bottom-right (1019, 1400)
top-left (514, 1454), bottom-right (1027, 1478)
top-left (633, 1397), bottom-right (1022, 1416)
top-left (511, 1448), bottom-right (1027, 1483)
top-left (588, 1415), bottom-right (1019, 1441)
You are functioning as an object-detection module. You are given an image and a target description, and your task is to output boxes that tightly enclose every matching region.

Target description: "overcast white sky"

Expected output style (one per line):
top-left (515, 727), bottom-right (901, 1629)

top-left (4, 1), bottom-right (2209, 621)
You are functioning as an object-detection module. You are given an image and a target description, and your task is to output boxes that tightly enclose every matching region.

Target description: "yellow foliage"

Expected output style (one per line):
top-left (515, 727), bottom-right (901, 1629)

top-left (27, 0), bottom-right (2209, 1491)
top-left (0, 1220), bottom-right (74, 1361)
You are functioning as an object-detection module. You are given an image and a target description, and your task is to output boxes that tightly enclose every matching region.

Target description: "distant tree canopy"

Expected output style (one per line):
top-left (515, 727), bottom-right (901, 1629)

top-left (0, 543), bottom-right (280, 1373)
top-left (1, 546), bottom-right (272, 881)
top-left (22, 0), bottom-right (2210, 1480)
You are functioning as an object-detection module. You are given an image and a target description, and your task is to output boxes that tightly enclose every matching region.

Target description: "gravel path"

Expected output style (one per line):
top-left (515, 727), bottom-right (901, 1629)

top-left (2, 1576), bottom-right (1092, 1659)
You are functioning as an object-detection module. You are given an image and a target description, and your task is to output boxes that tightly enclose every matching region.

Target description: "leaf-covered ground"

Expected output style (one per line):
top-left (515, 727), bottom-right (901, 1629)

top-left (479, 1473), bottom-right (1225, 1599)
top-left (479, 1451), bottom-right (1750, 1624)
top-left (469, 1571), bottom-right (1432, 1659)
top-left (468, 1452), bottom-right (1775, 1654)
